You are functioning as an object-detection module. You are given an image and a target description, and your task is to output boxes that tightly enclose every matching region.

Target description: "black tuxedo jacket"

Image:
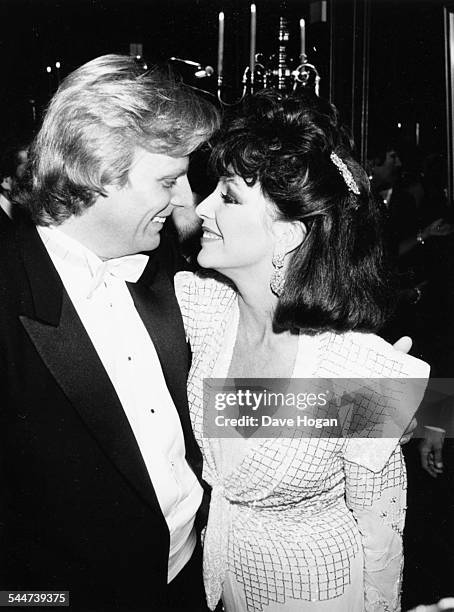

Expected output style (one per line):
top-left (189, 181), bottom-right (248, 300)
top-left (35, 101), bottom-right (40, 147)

top-left (0, 220), bottom-right (204, 611)
top-left (0, 205), bottom-right (12, 231)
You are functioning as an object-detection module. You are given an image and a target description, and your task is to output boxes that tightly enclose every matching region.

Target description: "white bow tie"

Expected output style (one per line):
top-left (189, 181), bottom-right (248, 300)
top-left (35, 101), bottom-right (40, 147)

top-left (87, 254), bottom-right (149, 299)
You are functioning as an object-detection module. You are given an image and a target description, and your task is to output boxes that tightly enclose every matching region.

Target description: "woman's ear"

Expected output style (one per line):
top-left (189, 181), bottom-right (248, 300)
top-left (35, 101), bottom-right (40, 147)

top-left (273, 219), bottom-right (307, 255)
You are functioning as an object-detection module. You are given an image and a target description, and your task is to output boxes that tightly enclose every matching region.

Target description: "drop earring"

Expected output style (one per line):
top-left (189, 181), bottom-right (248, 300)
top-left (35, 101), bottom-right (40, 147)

top-left (270, 251), bottom-right (285, 297)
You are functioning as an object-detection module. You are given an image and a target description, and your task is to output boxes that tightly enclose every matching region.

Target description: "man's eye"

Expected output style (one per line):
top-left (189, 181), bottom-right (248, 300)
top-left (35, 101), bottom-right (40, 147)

top-left (220, 192), bottom-right (238, 205)
top-left (163, 180), bottom-right (177, 189)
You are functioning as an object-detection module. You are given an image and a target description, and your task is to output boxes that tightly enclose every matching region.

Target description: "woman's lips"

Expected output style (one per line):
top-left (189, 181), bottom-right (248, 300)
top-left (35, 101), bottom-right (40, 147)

top-left (201, 226), bottom-right (222, 240)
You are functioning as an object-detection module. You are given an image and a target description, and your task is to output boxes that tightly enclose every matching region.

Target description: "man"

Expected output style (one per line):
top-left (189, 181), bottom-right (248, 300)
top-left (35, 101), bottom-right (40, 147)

top-left (0, 54), bottom-right (219, 611)
top-left (368, 143), bottom-right (402, 203)
top-left (0, 142), bottom-right (29, 226)
top-left (416, 244), bottom-right (454, 603)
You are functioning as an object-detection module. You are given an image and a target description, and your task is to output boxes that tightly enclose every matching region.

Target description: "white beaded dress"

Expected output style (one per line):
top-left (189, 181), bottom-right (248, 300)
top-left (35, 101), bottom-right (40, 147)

top-left (175, 271), bottom-right (429, 612)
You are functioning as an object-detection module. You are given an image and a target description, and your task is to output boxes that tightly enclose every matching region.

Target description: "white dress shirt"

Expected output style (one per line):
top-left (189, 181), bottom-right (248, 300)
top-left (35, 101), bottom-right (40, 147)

top-left (0, 192), bottom-right (12, 218)
top-left (38, 225), bottom-right (202, 583)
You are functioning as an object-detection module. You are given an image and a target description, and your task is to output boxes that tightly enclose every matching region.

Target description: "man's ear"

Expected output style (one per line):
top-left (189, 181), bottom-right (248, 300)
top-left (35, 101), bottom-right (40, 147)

top-left (273, 219), bottom-right (307, 256)
top-left (102, 183), bottom-right (119, 195)
top-left (1, 176), bottom-right (12, 191)
top-left (100, 182), bottom-right (125, 200)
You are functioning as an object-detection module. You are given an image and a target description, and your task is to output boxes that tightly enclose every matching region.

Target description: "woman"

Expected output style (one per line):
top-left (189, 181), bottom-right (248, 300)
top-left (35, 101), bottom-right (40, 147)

top-left (175, 92), bottom-right (429, 611)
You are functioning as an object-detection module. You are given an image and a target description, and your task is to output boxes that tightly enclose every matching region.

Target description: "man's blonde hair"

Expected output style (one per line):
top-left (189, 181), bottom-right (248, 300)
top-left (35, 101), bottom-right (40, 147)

top-left (19, 54), bottom-right (220, 225)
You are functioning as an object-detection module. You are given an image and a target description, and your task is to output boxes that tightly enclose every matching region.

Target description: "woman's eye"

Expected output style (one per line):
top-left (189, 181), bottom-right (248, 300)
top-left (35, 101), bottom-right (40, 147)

top-left (220, 192), bottom-right (239, 205)
top-left (163, 180), bottom-right (177, 189)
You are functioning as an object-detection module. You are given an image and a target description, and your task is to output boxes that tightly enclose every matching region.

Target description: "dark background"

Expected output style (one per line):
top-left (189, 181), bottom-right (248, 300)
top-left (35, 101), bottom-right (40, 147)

top-left (0, 3), bottom-right (451, 609)
top-left (0, 0), bottom-right (447, 160)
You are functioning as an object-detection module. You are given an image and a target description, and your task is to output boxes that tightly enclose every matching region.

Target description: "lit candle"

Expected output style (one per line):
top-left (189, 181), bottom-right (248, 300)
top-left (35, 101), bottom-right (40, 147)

top-left (250, 4), bottom-right (256, 78)
top-left (300, 18), bottom-right (306, 62)
top-left (55, 60), bottom-right (61, 86)
top-left (46, 66), bottom-right (52, 97)
top-left (218, 11), bottom-right (225, 80)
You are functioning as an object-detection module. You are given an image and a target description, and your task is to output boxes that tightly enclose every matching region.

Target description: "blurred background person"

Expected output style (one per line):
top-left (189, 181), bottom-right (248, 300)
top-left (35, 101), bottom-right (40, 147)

top-left (0, 141), bottom-right (29, 224)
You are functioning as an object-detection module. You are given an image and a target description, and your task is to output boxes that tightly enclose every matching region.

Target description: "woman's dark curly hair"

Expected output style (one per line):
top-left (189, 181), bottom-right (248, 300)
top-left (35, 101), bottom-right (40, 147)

top-left (209, 90), bottom-right (392, 334)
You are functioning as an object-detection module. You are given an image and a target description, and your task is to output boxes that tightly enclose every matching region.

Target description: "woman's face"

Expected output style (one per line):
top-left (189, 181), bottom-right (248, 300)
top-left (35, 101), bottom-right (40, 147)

top-left (196, 175), bottom-right (277, 279)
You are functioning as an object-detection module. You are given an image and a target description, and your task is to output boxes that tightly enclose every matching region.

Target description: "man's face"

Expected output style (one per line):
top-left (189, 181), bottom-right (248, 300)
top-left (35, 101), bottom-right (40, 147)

top-left (371, 149), bottom-right (402, 189)
top-left (85, 149), bottom-right (191, 258)
top-left (15, 149), bottom-right (28, 179)
top-left (171, 192), bottom-right (202, 242)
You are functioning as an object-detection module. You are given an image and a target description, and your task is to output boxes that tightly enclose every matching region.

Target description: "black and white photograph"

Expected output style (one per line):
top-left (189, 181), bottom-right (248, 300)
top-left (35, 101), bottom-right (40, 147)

top-left (0, 1), bottom-right (453, 611)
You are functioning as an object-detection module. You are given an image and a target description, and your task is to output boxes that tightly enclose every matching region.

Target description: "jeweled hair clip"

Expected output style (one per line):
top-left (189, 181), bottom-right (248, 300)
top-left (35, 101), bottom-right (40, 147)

top-left (330, 152), bottom-right (360, 195)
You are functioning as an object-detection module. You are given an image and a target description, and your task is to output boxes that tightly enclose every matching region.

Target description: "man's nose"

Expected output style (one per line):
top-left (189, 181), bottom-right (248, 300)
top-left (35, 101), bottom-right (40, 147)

top-left (170, 176), bottom-right (193, 207)
top-left (195, 190), bottom-right (217, 219)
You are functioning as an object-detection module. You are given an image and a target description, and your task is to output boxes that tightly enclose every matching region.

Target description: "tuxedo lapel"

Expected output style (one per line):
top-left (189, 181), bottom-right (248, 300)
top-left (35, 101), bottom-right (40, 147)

top-left (0, 205), bottom-right (12, 231)
top-left (17, 222), bottom-right (163, 513)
